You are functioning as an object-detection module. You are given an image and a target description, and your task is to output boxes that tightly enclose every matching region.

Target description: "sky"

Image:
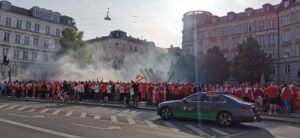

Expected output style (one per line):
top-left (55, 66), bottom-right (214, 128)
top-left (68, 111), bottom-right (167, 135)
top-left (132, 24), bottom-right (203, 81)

top-left (8, 0), bottom-right (281, 48)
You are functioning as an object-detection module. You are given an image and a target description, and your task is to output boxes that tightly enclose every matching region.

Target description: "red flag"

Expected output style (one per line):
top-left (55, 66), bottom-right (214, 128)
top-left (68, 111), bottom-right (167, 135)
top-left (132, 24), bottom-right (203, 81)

top-left (136, 75), bottom-right (144, 82)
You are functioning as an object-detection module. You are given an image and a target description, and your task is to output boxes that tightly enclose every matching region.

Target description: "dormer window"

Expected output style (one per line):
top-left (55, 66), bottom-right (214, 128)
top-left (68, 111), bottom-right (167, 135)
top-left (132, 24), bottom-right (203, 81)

top-left (1, 1), bottom-right (11, 10)
top-left (245, 8), bottom-right (254, 16)
top-left (284, 1), bottom-right (290, 8)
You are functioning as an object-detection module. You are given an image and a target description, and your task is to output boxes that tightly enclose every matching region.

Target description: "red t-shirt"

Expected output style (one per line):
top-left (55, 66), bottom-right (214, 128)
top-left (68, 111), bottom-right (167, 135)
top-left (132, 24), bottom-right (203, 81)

top-left (266, 87), bottom-right (277, 99)
top-left (281, 87), bottom-right (293, 100)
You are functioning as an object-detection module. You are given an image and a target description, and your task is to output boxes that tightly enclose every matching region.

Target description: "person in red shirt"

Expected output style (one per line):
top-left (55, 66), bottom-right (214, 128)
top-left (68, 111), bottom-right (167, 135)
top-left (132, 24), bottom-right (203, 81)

top-left (235, 84), bottom-right (244, 99)
top-left (172, 85), bottom-right (180, 100)
top-left (265, 84), bottom-right (278, 115)
top-left (281, 84), bottom-right (293, 114)
top-left (140, 83), bottom-right (147, 102)
top-left (254, 84), bottom-right (264, 107)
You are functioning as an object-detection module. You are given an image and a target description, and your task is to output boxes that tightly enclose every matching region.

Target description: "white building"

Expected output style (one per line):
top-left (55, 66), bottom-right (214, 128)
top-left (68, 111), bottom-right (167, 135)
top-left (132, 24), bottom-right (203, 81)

top-left (87, 30), bottom-right (156, 68)
top-left (0, 1), bottom-right (74, 80)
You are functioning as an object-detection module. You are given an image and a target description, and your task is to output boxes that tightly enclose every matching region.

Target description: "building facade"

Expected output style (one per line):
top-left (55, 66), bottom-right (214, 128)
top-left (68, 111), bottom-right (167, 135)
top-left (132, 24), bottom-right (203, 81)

top-left (87, 30), bottom-right (156, 68)
top-left (182, 0), bottom-right (300, 84)
top-left (0, 1), bottom-right (74, 80)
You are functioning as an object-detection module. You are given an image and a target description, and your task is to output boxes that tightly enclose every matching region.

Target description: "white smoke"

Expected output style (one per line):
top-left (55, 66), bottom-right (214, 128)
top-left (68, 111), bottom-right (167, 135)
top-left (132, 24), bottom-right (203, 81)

top-left (18, 45), bottom-right (176, 82)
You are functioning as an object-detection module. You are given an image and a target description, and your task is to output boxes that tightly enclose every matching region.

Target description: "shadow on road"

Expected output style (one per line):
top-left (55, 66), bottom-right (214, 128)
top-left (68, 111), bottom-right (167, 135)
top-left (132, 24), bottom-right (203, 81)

top-left (151, 118), bottom-right (275, 138)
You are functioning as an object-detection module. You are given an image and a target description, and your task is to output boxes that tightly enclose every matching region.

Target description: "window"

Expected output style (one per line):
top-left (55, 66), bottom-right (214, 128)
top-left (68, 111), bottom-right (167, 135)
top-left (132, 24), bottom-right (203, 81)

top-left (247, 23), bottom-right (252, 32)
top-left (44, 40), bottom-right (49, 49)
top-left (43, 53), bottom-right (48, 61)
top-left (269, 51), bottom-right (273, 58)
top-left (284, 49), bottom-right (290, 58)
top-left (4, 32), bottom-right (10, 42)
top-left (26, 21), bottom-right (31, 31)
top-left (5, 17), bottom-right (11, 27)
top-left (259, 21), bottom-right (264, 30)
top-left (21, 65), bottom-right (26, 73)
top-left (222, 40), bottom-right (227, 49)
top-left (32, 52), bottom-right (37, 61)
top-left (23, 51), bottom-right (28, 60)
top-left (56, 29), bottom-right (61, 36)
top-left (130, 45), bottom-right (132, 51)
top-left (259, 35), bottom-right (265, 45)
top-left (15, 35), bottom-right (21, 44)
top-left (270, 33), bottom-right (275, 44)
top-left (297, 12), bottom-right (300, 21)
top-left (2, 48), bottom-right (8, 56)
top-left (283, 16), bottom-right (289, 25)
top-left (298, 46), bottom-right (300, 56)
top-left (135, 47), bottom-right (138, 52)
top-left (13, 50), bottom-right (19, 59)
top-left (186, 94), bottom-right (204, 102)
top-left (205, 95), bottom-right (225, 103)
top-left (16, 20), bottom-right (22, 29)
top-left (236, 25), bottom-right (240, 34)
top-left (34, 24), bottom-right (40, 32)
top-left (33, 37), bottom-right (39, 47)
top-left (297, 28), bottom-right (300, 39)
top-left (270, 19), bottom-right (275, 29)
top-left (233, 38), bottom-right (239, 47)
top-left (46, 26), bottom-right (50, 35)
top-left (283, 32), bottom-right (290, 42)
top-left (12, 65), bottom-right (17, 76)
top-left (285, 64), bottom-right (291, 74)
top-left (270, 66), bottom-right (275, 75)
top-left (24, 36), bottom-right (30, 46)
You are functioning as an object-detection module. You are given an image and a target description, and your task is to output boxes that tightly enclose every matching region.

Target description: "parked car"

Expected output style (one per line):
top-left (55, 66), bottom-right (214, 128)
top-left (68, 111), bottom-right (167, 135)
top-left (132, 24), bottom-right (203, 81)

top-left (157, 92), bottom-right (261, 126)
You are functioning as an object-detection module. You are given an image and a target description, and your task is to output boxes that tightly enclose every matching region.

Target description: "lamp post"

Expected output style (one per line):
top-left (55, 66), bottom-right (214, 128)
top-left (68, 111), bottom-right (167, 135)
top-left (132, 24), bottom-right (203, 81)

top-left (2, 55), bottom-right (11, 82)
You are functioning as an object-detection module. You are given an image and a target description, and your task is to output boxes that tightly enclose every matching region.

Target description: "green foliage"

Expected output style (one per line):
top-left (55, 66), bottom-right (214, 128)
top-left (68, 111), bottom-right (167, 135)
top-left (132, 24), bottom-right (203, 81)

top-left (56, 27), bottom-right (90, 68)
top-left (232, 36), bottom-right (272, 83)
top-left (202, 46), bottom-right (229, 84)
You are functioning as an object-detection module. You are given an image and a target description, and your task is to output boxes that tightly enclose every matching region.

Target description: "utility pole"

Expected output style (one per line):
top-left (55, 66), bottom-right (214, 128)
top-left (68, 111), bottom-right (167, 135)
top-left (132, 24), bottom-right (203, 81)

top-left (2, 55), bottom-right (11, 82)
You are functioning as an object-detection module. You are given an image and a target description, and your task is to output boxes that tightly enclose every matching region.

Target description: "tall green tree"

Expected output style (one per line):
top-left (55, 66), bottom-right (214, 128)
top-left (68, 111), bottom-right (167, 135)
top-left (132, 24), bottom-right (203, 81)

top-left (232, 36), bottom-right (272, 83)
top-left (56, 27), bottom-right (90, 67)
top-left (202, 46), bottom-right (229, 84)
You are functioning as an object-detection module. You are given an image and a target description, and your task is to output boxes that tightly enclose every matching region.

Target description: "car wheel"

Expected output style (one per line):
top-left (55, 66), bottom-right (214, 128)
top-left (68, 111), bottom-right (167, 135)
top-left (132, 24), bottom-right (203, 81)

top-left (217, 112), bottom-right (233, 126)
top-left (160, 107), bottom-right (172, 120)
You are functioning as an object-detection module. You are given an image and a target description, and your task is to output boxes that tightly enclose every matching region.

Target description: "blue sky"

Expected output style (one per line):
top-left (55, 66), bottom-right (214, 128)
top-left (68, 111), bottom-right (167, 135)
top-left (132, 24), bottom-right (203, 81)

top-left (8, 0), bottom-right (281, 48)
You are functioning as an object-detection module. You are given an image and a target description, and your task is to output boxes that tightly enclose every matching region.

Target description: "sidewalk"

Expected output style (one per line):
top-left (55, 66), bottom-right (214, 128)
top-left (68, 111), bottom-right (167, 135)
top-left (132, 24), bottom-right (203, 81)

top-left (0, 96), bottom-right (157, 111)
top-left (260, 112), bottom-right (300, 124)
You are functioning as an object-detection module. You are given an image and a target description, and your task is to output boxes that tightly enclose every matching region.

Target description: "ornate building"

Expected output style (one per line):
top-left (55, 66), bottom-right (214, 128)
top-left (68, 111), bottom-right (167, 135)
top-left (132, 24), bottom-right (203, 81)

top-left (182, 0), bottom-right (300, 84)
top-left (86, 30), bottom-right (156, 68)
top-left (0, 1), bottom-right (74, 80)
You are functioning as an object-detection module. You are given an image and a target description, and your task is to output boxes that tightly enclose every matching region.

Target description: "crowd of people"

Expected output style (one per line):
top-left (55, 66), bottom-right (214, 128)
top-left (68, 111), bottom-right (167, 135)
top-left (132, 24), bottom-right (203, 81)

top-left (0, 80), bottom-right (299, 115)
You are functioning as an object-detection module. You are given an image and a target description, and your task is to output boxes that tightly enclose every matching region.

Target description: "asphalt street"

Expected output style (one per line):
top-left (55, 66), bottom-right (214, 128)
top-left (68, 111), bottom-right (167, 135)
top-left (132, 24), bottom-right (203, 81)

top-left (0, 100), bottom-right (299, 138)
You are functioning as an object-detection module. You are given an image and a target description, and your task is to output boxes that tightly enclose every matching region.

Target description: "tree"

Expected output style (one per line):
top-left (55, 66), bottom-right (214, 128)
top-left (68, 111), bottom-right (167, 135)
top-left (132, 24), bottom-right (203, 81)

top-left (202, 46), bottom-right (229, 84)
top-left (232, 36), bottom-right (272, 83)
top-left (56, 27), bottom-right (90, 67)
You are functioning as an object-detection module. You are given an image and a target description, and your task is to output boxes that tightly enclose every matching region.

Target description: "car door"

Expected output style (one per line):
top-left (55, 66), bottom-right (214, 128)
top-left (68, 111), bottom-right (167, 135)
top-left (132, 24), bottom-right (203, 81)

top-left (200, 94), bottom-right (226, 121)
top-left (175, 93), bottom-right (204, 119)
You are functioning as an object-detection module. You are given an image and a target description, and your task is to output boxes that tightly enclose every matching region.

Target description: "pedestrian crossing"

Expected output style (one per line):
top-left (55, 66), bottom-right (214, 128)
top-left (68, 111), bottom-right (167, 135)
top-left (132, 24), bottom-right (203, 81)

top-left (0, 104), bottom-right (245, 137)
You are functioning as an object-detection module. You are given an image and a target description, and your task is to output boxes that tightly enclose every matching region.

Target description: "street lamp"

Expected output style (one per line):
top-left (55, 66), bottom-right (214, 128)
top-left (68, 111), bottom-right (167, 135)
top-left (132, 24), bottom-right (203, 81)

top-left (2, 55), bottom-right (12, 82)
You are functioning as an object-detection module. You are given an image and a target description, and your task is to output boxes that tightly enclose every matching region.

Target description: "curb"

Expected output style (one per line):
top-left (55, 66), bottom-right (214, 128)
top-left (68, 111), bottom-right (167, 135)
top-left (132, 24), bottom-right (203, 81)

top-left (0, 97), bottom-right (157, 111)
top-left (261, 116), bottom-right (300, 124)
